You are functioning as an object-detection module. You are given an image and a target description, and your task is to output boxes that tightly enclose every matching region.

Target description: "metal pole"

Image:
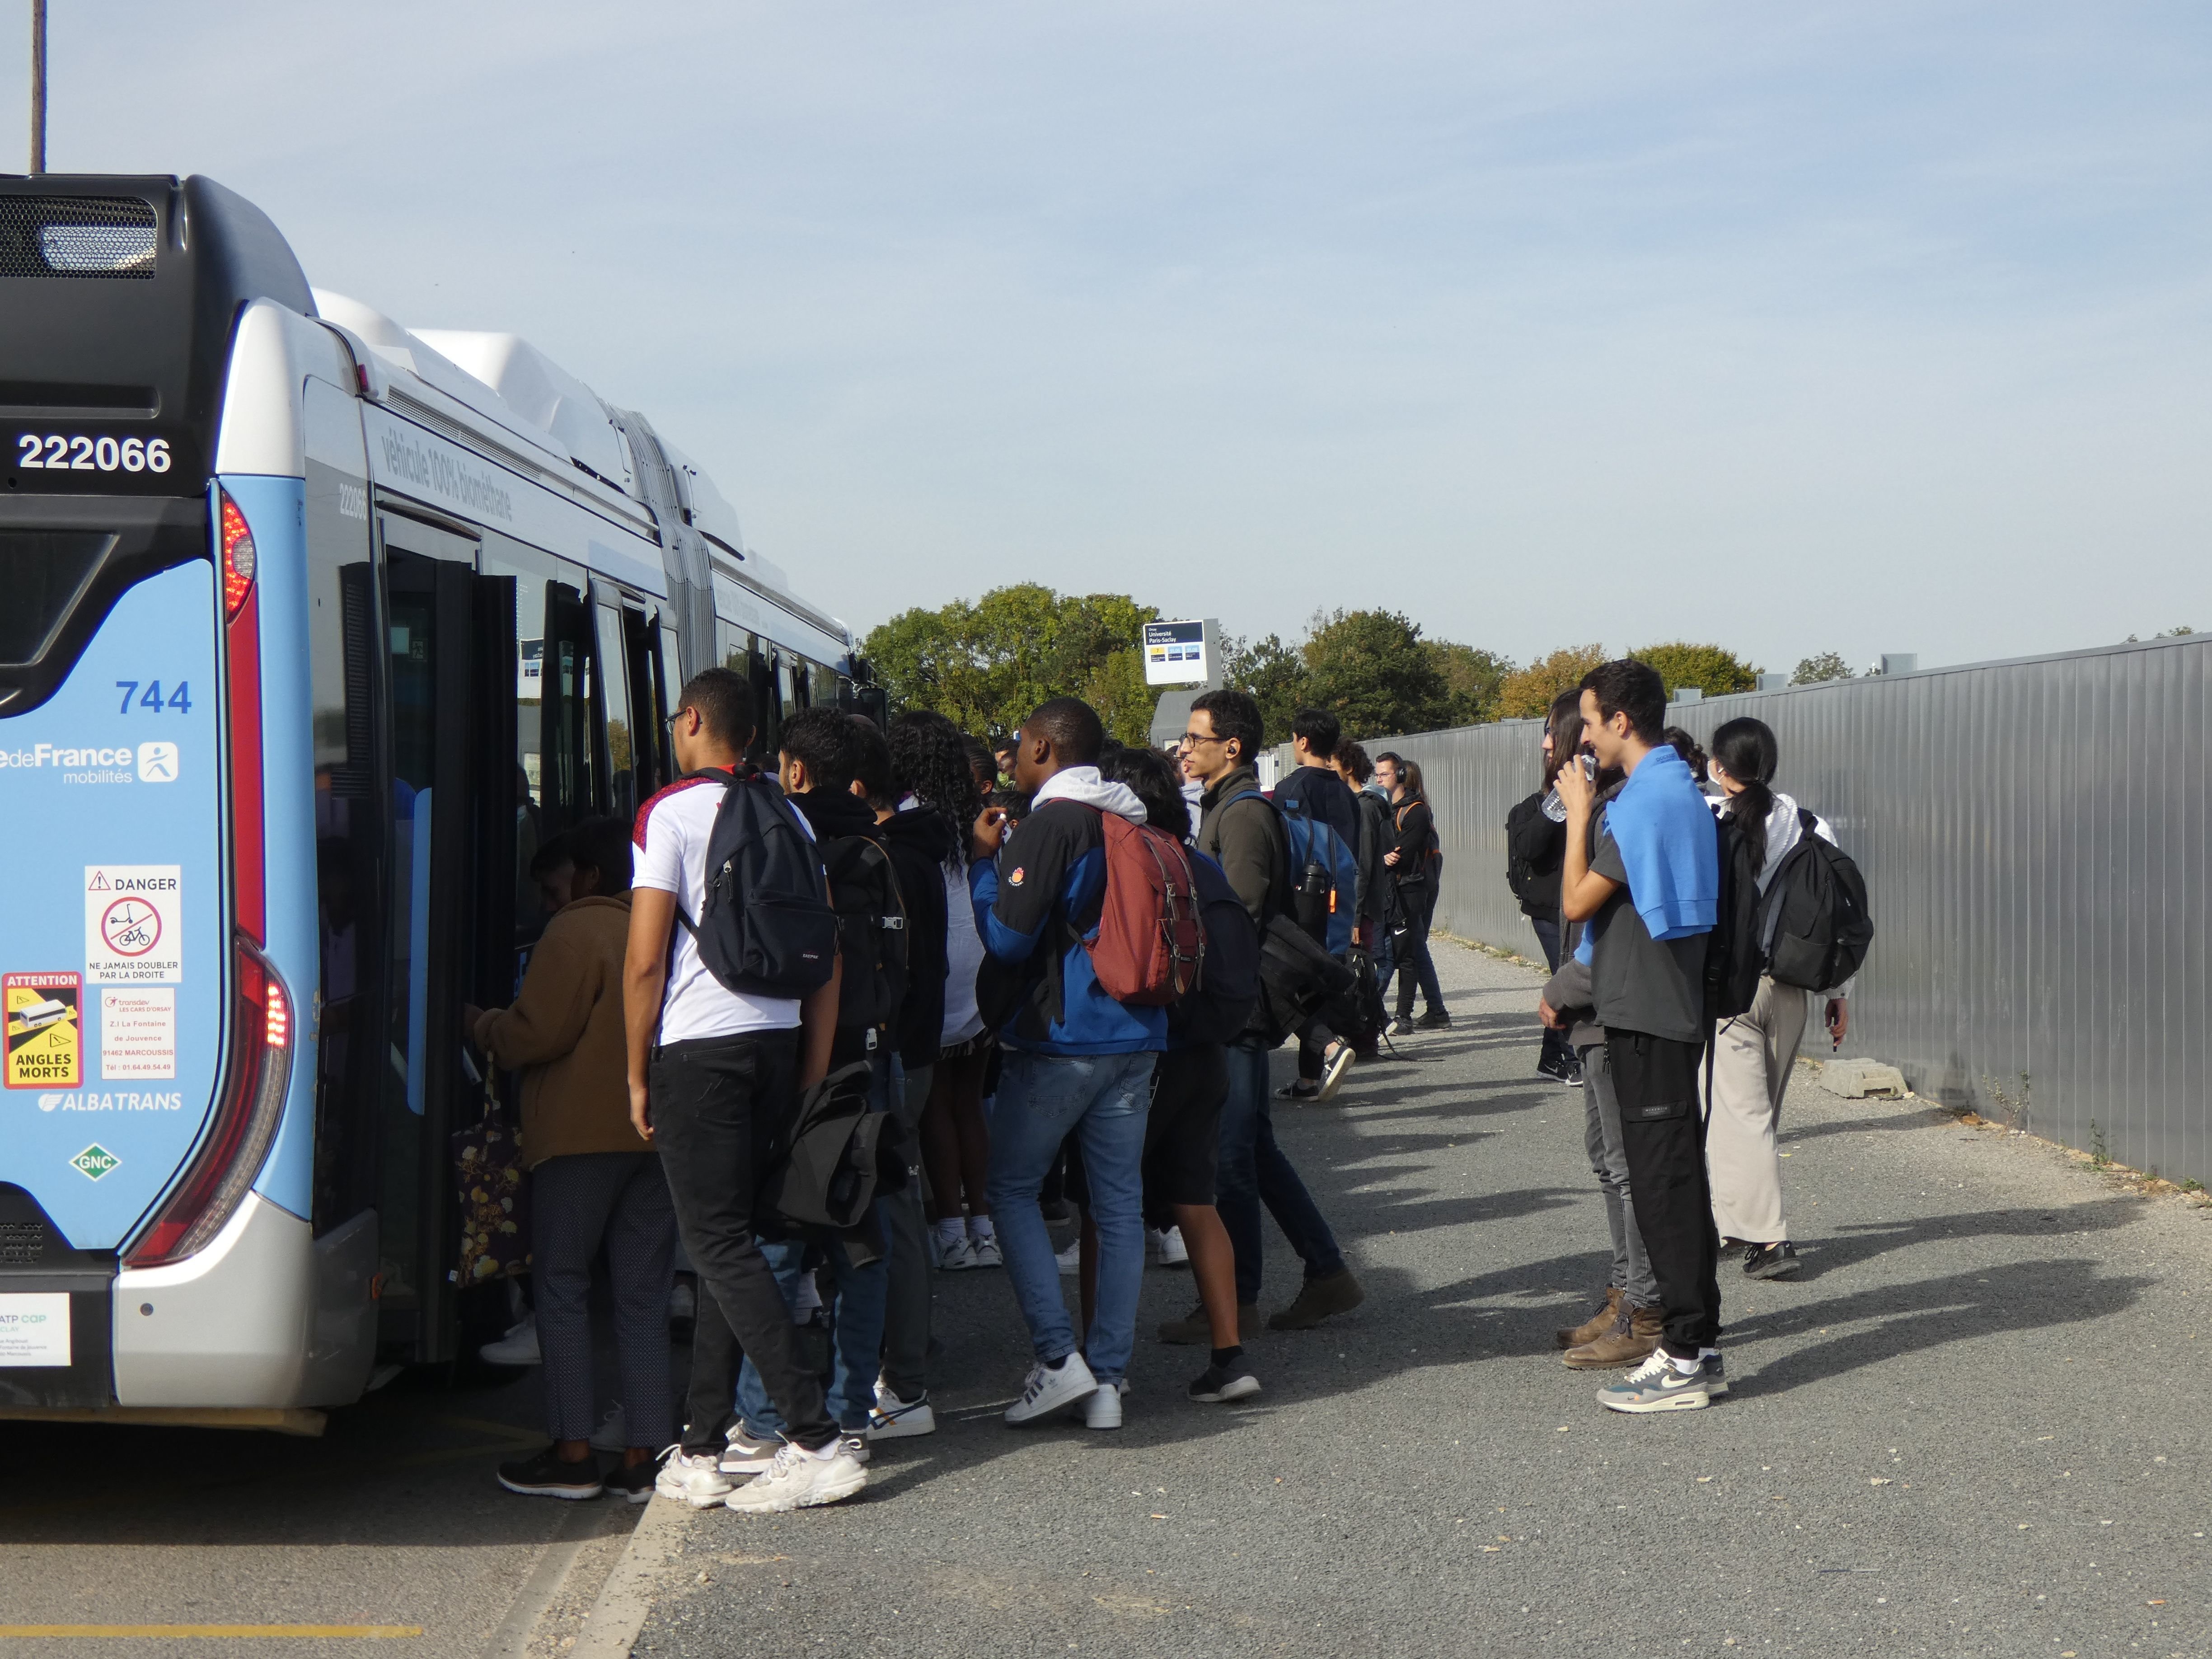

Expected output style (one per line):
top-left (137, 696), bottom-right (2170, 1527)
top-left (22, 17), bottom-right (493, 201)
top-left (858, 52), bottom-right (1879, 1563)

top-left (30, 0), bottom-right (47, 173)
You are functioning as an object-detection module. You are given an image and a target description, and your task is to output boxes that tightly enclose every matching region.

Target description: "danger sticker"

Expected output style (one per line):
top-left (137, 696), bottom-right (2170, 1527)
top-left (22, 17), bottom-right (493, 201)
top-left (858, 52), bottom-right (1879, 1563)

top-left (101, 987), bottom-right (176, 1081)
top-left (84, 866), bottom-right (182, 984)
top-left (5, 972), bottom-right (82, 1089)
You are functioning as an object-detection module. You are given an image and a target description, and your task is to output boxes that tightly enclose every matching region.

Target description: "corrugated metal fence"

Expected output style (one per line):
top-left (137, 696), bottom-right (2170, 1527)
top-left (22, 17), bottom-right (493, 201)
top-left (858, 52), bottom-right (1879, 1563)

top-left (1379, 633), bottom-right (2211, 1186)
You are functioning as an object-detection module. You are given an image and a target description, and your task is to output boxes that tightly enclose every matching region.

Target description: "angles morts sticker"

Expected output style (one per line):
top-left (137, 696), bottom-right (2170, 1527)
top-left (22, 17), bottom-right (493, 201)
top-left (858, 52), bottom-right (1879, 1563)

top-left (6, 973), bottom-right (82, 1089)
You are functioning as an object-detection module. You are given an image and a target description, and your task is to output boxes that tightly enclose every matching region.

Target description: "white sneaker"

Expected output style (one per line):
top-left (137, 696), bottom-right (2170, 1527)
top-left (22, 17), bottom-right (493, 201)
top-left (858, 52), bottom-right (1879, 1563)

top-left (667, 1281), bottom-right (696, 1322)
top-left (1055, 1238), bottom-right (1082, 1276)
top-left (868, 1382), bottom-right (937, 1440)
top-left (939, 1234), bottom-right (979, 1271)
top-left (969, 1233), bottom-right (1004, 1269)
top-left (588, 1405), bottom-right (627, 1453)
top-left (724, 1438), bottom-right (869, 1513)
top-left (1005, 1353), bottom-right (1098, 1425)
top-left (655, 1448), bottom-right (735, 1508)
top-left (721, 1425), bottom-right (781, 1475)
top-left (1081, 1383), bottom-right (1123, 1430)
top-left (1150, 1226), bottom-right (1189, 1267)
top-left (478, 1313), bottom-right (540, 1366)
top-left (1317, 1044), bottom-right (1356, 1102)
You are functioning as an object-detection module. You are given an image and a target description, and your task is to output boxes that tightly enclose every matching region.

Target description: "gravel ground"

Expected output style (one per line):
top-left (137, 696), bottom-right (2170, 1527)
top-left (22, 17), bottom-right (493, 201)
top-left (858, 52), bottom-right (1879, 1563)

top-left (632, 940), bottom-right (2211, 1659)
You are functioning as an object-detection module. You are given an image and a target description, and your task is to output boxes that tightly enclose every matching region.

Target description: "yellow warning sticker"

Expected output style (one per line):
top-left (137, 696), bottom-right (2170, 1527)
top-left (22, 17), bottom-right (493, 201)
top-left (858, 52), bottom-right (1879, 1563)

top-left (6, 973), bottom-right (83, 1090)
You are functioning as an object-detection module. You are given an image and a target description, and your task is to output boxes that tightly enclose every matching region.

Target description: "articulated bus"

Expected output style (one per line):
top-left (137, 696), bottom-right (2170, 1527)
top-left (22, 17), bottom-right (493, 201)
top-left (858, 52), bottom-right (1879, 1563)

top-left (0, 175), bottom-right (875, 1428)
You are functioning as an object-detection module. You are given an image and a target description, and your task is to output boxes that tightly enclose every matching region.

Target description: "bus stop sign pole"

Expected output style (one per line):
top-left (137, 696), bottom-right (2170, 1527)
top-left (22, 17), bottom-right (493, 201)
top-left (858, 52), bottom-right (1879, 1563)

top-left (29, 0), bottom-right (47, 174)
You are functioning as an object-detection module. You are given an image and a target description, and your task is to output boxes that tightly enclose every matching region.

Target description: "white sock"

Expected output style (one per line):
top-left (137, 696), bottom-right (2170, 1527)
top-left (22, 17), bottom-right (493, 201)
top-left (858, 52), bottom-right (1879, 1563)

top-left (933, 1218), bottom-right (966, 1248)
top-left (1668, 1353), bottom-right (1702, 1376)
top-left (968, 1214), bottom-right (997, 1243)
top-left (1698, 1347), bottom-right (1720, 1360)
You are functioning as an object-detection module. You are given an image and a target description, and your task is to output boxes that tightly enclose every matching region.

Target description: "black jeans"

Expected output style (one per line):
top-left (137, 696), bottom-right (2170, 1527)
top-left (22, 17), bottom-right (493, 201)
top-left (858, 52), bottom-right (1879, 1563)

top-left (1609, 1027), bottom-right (1721, 1357)
top-left (649, 1028), bottom-right (836, 1453)
top-left (1390, 880), bottom-right (1444, 1019)
top-left (1528, 914), bottom-right (1575, 1073)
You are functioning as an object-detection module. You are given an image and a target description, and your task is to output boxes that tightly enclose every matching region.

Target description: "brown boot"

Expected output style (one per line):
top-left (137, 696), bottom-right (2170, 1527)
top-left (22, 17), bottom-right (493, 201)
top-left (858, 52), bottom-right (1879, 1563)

top-left (1562, 1303), bottom-right (1662, 1369)
top-left (1555, 1287), bottom-right (1623, 1350)
top-left (1158, 1301), bottom-right (1259, 1345)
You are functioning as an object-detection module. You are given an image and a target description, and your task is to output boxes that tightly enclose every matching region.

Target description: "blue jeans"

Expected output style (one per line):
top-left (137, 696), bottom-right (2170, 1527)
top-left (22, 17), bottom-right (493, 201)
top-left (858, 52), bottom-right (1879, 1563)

top-left (985, 1048), bottom-right (1157, 1385)
top-left (736, 1053), bottom-right (894, 1436)
top-left (1216, 1039), bottom-right (1345, 1307)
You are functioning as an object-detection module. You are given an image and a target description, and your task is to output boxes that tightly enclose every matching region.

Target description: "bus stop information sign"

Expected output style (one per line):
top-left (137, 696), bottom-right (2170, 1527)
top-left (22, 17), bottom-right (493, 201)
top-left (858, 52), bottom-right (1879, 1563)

top-left (1144, 619), bottom-right (1215, 687)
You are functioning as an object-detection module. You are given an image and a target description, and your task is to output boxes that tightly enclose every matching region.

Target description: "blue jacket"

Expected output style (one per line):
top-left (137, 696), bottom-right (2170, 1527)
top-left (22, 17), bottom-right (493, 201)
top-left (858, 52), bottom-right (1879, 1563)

top-left (970, 786), bottom-right (1168, 1057)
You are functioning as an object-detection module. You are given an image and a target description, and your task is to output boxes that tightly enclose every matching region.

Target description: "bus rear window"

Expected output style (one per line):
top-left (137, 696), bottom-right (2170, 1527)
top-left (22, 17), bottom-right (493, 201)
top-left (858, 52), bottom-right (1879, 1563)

top-left (0, 530), bottom-right (112, 664)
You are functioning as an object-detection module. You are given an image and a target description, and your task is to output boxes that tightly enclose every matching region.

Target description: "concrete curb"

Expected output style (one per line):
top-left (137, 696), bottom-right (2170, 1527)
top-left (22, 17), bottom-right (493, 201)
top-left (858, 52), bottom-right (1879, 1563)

top-left (572, 1494), bottom-right (689, 1658)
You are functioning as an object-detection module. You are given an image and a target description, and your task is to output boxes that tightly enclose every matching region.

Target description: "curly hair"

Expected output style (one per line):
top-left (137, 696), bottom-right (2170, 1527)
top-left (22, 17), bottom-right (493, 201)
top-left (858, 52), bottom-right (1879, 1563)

top-left (890, 710), bottom-right (983, 865)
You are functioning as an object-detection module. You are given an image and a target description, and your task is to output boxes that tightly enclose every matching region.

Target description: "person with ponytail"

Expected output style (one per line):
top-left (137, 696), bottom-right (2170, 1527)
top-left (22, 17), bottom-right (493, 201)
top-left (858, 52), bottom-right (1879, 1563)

top-left (1705, 717), bottom-right (1852, 1281)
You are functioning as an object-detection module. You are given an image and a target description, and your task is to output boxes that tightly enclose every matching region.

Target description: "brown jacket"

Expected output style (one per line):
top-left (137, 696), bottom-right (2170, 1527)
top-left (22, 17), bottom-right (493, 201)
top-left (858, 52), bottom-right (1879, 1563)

top-left (472, 894), bottom-right (646, 1168)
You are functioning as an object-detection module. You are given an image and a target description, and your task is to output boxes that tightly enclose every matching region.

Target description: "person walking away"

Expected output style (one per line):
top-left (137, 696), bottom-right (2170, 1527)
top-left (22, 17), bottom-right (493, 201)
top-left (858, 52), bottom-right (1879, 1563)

top-left (1535, 757), bottom-right (1664, 1371)
top-left (624, 669), bottom-right (867, 1512)
top-left (1506, 692), bottom-right (1583, 1083)
top-left (722, 708), bottom-right (904, 1470)
top-left (1322, 739), bottom-right (1392, 1073)
top-left (1275, 709), bottom-right (1365, 1101)
top-left (865, 711), bottom-right (966, 1439)
top-left (1556, 659), bottom-right (1722, 1414)
top-left (477, 816), bottom-right (676, 1502)
top-left (970, 698), bottom-right (1167, 1430)
top-left (1174, 690), bottom-right (1365, 1336)
top-left (1376, 754), bottom-right (1448, 1031)
top-left (1703, 717), bottom-right (1853, 1282)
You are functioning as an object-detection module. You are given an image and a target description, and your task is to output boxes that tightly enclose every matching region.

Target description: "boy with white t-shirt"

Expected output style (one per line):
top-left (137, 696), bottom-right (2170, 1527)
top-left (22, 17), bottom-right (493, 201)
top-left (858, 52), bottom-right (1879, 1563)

top-left (624, 668), bottom-right (865, 1514)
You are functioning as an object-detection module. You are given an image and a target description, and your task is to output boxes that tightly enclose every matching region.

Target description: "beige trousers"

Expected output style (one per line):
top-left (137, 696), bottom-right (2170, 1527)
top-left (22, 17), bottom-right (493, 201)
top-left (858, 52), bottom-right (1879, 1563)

top-left (1705, 977), bottom-right (1809, 1244)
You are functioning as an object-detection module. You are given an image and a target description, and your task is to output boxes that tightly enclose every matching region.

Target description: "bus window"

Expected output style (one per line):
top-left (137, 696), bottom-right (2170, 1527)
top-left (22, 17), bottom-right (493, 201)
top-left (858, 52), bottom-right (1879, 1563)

top-left (481, 536), bottom-right (558, 950)
top-left (304, 381), bottom-right (381, 1238)
top-left (594, 603), bottom-right (635, 818)
top-left (540, 578), bottom-right (598, 836)
top-left (620, 606), bottom-right (668, 797)
top-left (750, 648), bottom-right (781, 769)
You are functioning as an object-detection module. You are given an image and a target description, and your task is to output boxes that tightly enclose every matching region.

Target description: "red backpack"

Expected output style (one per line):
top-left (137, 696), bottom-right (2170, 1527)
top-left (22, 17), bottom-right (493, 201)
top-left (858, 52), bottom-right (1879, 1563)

top-left (1086, 812), bottom-right (1205, 1005)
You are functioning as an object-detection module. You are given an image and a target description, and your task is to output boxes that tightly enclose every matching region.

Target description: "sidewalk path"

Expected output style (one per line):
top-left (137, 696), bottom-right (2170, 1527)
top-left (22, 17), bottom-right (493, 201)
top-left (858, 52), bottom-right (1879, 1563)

top-left (631, 942), bottom-right (2211, 1659)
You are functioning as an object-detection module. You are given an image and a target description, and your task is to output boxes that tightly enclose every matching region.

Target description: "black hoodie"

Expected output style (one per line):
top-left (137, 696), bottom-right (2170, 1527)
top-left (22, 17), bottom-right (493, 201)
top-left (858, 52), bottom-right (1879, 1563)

top-left (875, 807), bottom-right (954, 1071)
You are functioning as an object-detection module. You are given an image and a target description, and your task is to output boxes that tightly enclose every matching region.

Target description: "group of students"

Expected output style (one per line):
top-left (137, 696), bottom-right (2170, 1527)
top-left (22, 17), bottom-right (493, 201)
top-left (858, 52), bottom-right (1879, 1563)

top-left (478, 668), bottom-right (1446, 1514)
top-left (1512, 659), bottom-right (1869, 1412)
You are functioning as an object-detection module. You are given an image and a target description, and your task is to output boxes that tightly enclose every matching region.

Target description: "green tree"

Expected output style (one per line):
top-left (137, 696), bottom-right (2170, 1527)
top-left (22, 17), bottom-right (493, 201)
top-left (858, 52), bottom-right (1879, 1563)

top-left (862, 584), bottom-right (1158, 740)
top-left (1498, 643), bottom-right (1606, 720)
top-left (1631, 641), bottom-right (1758, 698)
top-left (1080, 647), bottom-right (1157, 747)
top-left (1790, 651), bottom-right (1854, 686)
top-left (1222, 631), bottom-right (1312, 747)
top-left (1302, 608), bottom-right (1452, 738)
top-left (1424, 639), bottom-right (1513, 726)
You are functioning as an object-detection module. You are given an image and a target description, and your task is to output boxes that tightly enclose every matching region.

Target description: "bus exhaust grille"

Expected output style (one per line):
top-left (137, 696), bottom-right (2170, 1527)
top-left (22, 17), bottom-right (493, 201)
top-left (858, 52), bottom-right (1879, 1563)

top-left (0, 196), bottom-right (158, 279)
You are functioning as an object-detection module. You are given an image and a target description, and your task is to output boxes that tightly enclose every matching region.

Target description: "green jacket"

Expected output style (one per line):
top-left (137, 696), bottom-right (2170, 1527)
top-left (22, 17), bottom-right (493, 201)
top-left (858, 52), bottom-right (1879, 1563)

top-left (1197, 765), bottom-right (1287, 927)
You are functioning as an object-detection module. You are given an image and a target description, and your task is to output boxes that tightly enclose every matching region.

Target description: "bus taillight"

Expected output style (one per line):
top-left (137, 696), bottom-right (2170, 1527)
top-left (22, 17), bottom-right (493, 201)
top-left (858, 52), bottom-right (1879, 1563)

top-left (124, 937), bottom-right (294, 1270)
top-left (219, 493), bottom-right (257, 619)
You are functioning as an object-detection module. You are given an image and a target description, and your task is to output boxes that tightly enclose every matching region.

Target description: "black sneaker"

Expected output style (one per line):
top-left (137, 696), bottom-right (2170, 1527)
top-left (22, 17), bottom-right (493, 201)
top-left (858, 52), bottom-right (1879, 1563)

top-left (1536, 1052), bottom-right (1570, 1082)
top-left (1387, 1017), bottom-right (1415, 1036)
top-left (497, 1445), bottom-right (604, 1500)
top-left (1415, 1009), bottom-right (1452, 1030)
top-left (1743, 1241), bottom-right (1801, 1279)
top-left (1188, 1359), bottom-right (1262, 1404)
top-left (605, 1455), bottom-right (661, 1504)
top-left (1560, 1060), bottom-right (1585, 1087)
top-left (1275, 1081), bottom-right (1321, 1102)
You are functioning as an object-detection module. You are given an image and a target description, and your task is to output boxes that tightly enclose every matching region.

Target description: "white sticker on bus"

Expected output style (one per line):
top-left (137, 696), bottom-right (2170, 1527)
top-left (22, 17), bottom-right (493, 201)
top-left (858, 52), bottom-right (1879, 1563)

top-left (100, 987), bottom-right (177, 1080)
top-left (84, 866), bottom-right (183, 985)
top-left (0, 1293), bottom-right (70, 1368)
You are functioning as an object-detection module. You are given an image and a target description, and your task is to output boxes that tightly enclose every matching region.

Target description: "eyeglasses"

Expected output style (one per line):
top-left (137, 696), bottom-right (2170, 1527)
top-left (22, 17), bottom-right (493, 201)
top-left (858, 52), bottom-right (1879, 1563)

top-left (1178, 731), bottom-right (1226, 748)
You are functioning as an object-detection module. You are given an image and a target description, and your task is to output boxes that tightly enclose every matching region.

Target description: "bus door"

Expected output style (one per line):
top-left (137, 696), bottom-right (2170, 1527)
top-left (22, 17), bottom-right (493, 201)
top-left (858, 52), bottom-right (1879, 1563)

top-left (375, 514), bottom-right (516, 1362)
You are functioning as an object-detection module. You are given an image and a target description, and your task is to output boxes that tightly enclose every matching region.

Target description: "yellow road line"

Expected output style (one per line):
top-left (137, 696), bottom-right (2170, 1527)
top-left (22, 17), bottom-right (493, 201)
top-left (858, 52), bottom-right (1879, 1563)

top-left (0, 1626), bottom-right (421, 1639)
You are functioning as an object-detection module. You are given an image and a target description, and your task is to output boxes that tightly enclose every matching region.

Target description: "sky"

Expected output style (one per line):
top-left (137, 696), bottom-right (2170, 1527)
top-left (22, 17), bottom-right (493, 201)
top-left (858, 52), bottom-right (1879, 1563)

top-left (7, 2), bottom-right (2210, 674)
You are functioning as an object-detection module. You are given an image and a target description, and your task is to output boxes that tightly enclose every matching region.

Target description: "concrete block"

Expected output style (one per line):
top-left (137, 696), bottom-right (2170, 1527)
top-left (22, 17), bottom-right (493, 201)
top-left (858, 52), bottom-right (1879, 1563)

top-left (1821, 1058), bottom-right (1910, 1099)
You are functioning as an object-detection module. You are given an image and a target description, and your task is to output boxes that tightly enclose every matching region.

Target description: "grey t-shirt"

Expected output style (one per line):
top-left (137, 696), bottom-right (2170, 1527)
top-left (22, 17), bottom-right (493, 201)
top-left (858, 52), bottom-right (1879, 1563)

top-left (1589, 812), bottom-right (1709, 1043)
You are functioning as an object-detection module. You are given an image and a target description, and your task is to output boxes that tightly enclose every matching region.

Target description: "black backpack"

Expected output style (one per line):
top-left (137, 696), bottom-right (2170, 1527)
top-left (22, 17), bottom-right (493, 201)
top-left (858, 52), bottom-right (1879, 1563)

top-left (1169, 851), bottom-right (1260, 1048)
top-left (1703, 810), bottom-right (1766, 1023)
top-left (760, 1061), bottom-right (910, 1243)
top-left (1759, 809), bottom-right (1874, 992)
top-left (1252, 914), bottom-right (1357, 1048)
top-left (817, 830), bottom-right (910, 1050)
top-left (1504, 793), bottom-right (1543, 904)
top-left (674, 770), bottom-right (839, 997)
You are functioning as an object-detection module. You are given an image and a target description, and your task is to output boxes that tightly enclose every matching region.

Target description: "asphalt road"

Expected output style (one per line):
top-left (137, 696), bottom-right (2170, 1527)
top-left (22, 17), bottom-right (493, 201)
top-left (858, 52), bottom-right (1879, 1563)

top-left (626, 940), bottom-right (2212, 1659)
top-left (0, 1318), bottom-right (642, 1658)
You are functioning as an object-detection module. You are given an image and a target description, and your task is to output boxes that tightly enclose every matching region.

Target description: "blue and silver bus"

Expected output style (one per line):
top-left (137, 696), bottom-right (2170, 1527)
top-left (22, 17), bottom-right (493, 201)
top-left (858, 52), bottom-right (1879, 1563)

top-left (0, 175), bottom-right (875, 1429)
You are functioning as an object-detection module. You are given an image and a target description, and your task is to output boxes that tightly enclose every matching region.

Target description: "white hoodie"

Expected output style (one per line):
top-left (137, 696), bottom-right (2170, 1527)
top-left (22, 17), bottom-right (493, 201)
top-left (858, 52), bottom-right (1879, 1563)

top-left (1029, 764), bottom-right (1148, 824)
